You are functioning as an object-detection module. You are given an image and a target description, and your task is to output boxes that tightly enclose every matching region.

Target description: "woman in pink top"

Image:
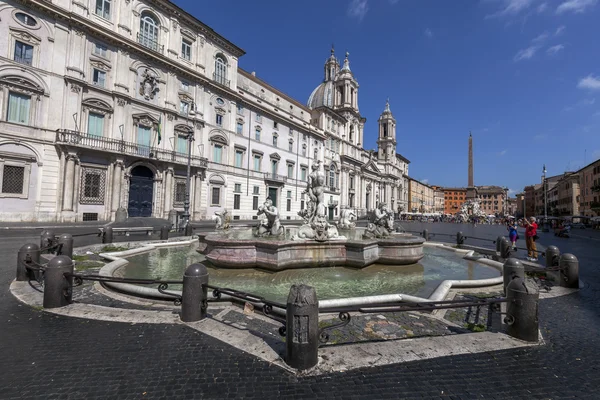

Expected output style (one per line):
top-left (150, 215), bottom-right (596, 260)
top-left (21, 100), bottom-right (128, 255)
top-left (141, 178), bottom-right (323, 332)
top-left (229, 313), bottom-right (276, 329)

top-left (523, 217), bottom-right (538, 261)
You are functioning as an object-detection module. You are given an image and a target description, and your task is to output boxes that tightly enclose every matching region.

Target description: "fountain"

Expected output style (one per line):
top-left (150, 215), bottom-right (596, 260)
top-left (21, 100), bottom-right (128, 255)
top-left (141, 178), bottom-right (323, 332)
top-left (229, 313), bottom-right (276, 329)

top-left (200, 162), bottom-right (425, 271)
top-left (457, 199), bottom-right (486, 223)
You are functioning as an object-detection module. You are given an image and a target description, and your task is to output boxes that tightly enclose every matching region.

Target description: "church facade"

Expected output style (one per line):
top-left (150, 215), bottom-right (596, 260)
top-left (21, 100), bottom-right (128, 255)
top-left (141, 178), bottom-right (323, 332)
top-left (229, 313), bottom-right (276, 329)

top-left (0, 0), bottom-right (410, 223)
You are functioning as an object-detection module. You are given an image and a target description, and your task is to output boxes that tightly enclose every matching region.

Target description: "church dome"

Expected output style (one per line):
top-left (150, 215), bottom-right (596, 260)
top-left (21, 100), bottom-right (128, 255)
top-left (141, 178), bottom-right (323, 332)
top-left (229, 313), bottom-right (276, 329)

top-left (307, 80), bottom-right (334, 109)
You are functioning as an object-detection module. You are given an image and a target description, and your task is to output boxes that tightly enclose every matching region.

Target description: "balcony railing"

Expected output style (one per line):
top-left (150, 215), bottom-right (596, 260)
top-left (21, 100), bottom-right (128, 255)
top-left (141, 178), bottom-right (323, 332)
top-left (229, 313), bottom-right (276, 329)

top-left (14, 56), bottom-right (32, 66)
top-left (137, 33), bottom-right (164, 53)
top-left (263, 172), bottom-right (287, 183)
top-left (56, 130), bottom-right (207, 168)
top-left (328, 200), bottom-right (339, 207)
top-left (213, 73), bottom-right (230, 88)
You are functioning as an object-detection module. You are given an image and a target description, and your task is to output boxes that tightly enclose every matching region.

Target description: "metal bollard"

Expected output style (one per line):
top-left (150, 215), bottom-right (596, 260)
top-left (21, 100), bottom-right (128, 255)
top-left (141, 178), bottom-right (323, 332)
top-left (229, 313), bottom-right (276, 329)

top-left (185, 224), bottom-right (193, 236)
top-left (103, 226), bottom-right (113, 244)
top-left (285, 284), bottom-right (319, 370)
top-left (505, 277), bottom-right (539, 342)
top-left (160, 225), bottom-right (170, 241)
top-left (495, 236), bottom-right (504, 253)
top-left (43, 255), bottom-right (74, 309)
top-left (545, 245), bottom-right (560, 269)
top-left (456, 231), bottom-right (465, 246)
top-left (502, 258), bottom-right (524, 295)
top-left (559, 253), bottom-right (579, 289)
top-left (500, 237), bottom-right (512, 259)
top-left (57, 234), bottom-right (74, 258)
top-left (40, 229), bottom-right (55, 253)
top-left (422, 229), bottom-right (429, 241)
top-left (181, 263), bottom-right (208, 322)
top-left (16, 243), bottom-right (41, 281)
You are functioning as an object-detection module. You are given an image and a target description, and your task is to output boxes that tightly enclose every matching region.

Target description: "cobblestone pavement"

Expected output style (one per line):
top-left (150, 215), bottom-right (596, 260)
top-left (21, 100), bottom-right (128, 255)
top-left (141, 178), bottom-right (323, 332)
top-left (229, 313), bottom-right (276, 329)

top-left (1, 223), bottom-right (599, 399)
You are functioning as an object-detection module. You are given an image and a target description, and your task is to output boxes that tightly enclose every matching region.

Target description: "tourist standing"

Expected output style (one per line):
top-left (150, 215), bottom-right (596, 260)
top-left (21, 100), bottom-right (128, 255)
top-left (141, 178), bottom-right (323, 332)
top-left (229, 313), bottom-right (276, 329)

top-left (523, 217), bottom-right (538, 261)
top-left (507, 221), bottom-right (518, 250)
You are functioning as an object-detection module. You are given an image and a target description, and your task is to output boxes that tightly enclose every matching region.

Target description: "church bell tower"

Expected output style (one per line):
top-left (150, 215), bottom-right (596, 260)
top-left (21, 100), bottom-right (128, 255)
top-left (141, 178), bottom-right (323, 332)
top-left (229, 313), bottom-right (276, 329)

top-left (377, 99), bottom-right (396, 162)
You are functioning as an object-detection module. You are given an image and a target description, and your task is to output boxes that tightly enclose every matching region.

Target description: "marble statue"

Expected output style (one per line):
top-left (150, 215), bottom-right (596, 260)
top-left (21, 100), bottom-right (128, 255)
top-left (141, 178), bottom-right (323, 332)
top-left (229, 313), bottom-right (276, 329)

top-left (336, 209), bottom-right (356, 230)
top-left (213, 208), bottom-right (230, 230)
top-left (363, 202), bottom-right (395, 239)
top-left (457, 199), bottom-right (486, 223)
top-left (254, 197), bottom-right (285, 237)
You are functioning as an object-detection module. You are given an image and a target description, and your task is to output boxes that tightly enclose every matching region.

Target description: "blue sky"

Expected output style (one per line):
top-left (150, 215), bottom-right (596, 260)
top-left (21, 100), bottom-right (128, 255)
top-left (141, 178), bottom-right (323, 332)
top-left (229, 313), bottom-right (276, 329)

top-left (175, 0), bottom-right (600, 195)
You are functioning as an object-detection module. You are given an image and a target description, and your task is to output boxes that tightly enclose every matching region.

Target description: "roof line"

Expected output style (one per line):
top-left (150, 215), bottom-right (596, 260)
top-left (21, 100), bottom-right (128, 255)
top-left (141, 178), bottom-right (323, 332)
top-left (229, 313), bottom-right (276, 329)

top-left (238, 68), bottom-right (310, 112)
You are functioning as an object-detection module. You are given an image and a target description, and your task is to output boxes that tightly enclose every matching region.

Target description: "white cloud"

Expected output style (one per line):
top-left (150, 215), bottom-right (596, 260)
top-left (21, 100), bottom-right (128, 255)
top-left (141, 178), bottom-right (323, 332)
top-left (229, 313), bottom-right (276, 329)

top-left (421, 178), bottom-right (429, 184)
top-left (578, 75), bottom-right (600, 90)
top-left (424, 28), bottom-right (433, 38)
top-left (486, 0), bottom-right (536, 18)
top-left (499, 149), bottom-right (507, 156)
top-left (582, 98), bottom-right (596, 105)
top-left (547, 44), bottom-right (565, 55)
top-left (531, 32), bottom-right (549, 43)
top-left (556, 0), bottom-right (598, 14)
top-left (563, 97), bottom-right (595, 111)
top-left (537, 2), bottom-right (548, 12)
top-left (555, 25), bottom-right (566, 36)
top-left (508, 188), bottom-right (517, 195)
top-left (514, 45), bottom-right (539, 61)
top-left (347, 0), bottom-right (369, 20)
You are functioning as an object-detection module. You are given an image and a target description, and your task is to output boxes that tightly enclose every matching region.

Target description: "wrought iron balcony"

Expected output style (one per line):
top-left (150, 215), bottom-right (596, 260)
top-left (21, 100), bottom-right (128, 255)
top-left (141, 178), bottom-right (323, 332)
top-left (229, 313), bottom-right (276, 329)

top-left (263, 172), bottom-right (287, 184)
top-left (328, 200), bottom-right (339, 207)
top-left (137, 33), bottom-right (164, 53)
top-left (213, 73), bottom-right (230, 88)
top-left (55, 130), bottom-right (207, 168)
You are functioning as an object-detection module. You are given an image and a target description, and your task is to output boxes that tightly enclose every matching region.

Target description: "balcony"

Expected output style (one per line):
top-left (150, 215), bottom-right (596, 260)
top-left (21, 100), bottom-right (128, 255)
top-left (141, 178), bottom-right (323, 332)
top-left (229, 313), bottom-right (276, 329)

top-left (14, 56), bottom-right (32, 66)
top-left (263, 172), bottom-right (287, 185)
top-left (328, 200), bottom-right (339, 208)
top-left (55, 130), bottom-right (207, 169)
top-left (213, 73), bottom-right (230, 88)
top-left (137, 33), bottom-right (164, 53)
top-left (326, 186), bottom-right (340, 194)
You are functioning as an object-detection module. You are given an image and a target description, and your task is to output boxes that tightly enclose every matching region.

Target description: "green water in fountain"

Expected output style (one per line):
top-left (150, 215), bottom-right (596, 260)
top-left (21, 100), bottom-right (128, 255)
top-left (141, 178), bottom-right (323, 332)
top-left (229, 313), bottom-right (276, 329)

top-left (119, 244), bottom-right (499, 303)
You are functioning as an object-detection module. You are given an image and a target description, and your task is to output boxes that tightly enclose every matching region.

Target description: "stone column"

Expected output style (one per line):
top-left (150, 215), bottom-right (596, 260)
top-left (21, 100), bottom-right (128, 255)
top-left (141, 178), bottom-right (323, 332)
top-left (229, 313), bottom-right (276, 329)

top-left (62, 153), bottom-right (79, 211)
top-left (193, 172), bottom-right (203, 220)
top-left (163, 168), bottom-right (173, 219)
top-left (111, 160), bottom-right (124, 212)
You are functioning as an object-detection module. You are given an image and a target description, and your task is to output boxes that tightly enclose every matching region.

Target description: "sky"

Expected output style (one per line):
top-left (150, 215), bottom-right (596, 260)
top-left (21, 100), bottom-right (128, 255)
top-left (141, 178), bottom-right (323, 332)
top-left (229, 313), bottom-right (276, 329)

top-left (174, 0), bottom-right (600, 195)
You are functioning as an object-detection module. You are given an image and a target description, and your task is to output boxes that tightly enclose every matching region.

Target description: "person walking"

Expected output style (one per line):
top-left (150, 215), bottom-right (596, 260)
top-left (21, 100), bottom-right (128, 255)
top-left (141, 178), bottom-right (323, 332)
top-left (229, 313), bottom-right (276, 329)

top-left (523, 217), bottom-right (538, 261)
top-left (507, 221), bottom-right (519, 250)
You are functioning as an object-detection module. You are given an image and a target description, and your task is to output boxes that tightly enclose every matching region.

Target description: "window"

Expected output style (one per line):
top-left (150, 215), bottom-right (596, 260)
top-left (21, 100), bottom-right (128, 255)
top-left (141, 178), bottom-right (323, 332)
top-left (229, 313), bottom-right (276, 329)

top-left (93, 42), bottom-right (108, 58)
top-left (236, 122), bottom-right (243, 135)
top-left (216, 114), bottom-right (223, 127)
top-left (234, 183), bottom-right (242, 193)
top-left (173, 180), bottom-right (186, 206)
top-left (180, 81), bottom-right (189, 91)
top-left (271, 160), bottom-right (278, 175)
top-left (1, 165), bottom-right (25, 196)
top-left (255, 128), bottom-right (261, 141)
top-left (273, 135), bottom-right (278, 147)
top-left (92, 68), bottom-right (106, 87)
top-left (214, 56), bottom-right (227, 85)
top-left (273, 121), bottom-right (278, 129)
top-left (253, 154), bottom-right (261, 171)
top-left (7, 92), bottom-right (31, 125)
top-left (136, 125), bottom-right (151, 157)
top-left (80, 168), bottom-right (106, 204)
top-left (350, 176), bottom-right (355, 189)
top-left (176, 135), bottom-right (188, 154)
top-left (237, 104), bottom-right (244, 114)
top-left (301, 167), bottom-right (307, 181)
top-left (289, 140), bottom-right (293, 152)
top-left (287, 164), bottom-right (294, 179)
top-left (253, 186), bottom-right (260, 195)
top-left (235, 149), bottom-right (243, 168)
top-left (234, 194), bottom-right (241, 210)
top-left (180, 101), bottom-right (189, 115)
top-left (300, 200), bottom-right (305, 210)
top-left (14, 41), bottom-right (33, 65)
top-left (211, 187), bottom-right (221, 205)
top-left (286, 199), bottom-right (291, 212)
top-left (95, 0), bottom-right (111, 19)
top-left (15, 13), bottom-right (37, 27)
top-left (329, 166), bottom-right (335, 188)
top-left (181, 39), bottom-right (192, 61)
top-left (287, 190), bottom-right (292, 198)
top-left (252, 196), bottom-right (259, 210)
top-left (87, 113), bottom-right (104, 137)
top-left (255, 114), bottom-right (262, 123)
top-left (139, 12), bottom-right (160, 51)
top-left (213, 144), bottom-right (223, 163)
top-left (216, 98), bottom-right (225, 105)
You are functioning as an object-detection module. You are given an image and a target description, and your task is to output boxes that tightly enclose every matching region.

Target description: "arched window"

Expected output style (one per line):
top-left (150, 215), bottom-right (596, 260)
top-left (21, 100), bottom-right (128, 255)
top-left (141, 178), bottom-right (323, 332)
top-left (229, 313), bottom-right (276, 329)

top-left (349, 125), bottom-right (354, 142)
top-left (139, 12), bottom-right (159, 51)
top-left (215, 55), bottom-right (227, 86)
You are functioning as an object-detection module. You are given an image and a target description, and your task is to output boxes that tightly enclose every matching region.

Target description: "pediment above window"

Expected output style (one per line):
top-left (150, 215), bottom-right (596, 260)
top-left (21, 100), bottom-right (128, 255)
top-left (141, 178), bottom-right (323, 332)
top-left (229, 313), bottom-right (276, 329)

top-left (10, 27), bottom-right (41, 43)
top-left (132, 113), bottom-right (159, 127)
top-left (90, 56), bottom-right (111, 71)
top-left (174, 124), bottom-right (193, 134)
top-left (270, 152), bottom-right (281, 160)
top-left (178, 91), bottom-right (193, 102)
top-left (180, 28), bottom-right (196, 41)
top-left (0, 75), bottom-right (44, 95)
top-left (215, 107), bottom-right (226, 115)
top-left (82, 98), bottom-right (113, 114)
top-left (209, 134), bottom-right (228, 145)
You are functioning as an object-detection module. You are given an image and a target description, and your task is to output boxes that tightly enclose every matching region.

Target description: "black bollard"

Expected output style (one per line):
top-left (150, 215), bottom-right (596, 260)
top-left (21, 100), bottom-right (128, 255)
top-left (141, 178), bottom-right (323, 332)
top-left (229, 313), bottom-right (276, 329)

top-left (103, 226), bottom-right (113, 244)
top-left (559, 253), bottom-right (579, 289)
top-left (181, 263), bottom-right (208, 322)
top-left (500, 237), bottom-right (512, 259)
top-left (456, 231), bottom-right (465, 246)
top-left (185, 223), bottom-right (193, 236)
top-left (285, 284), bottom-right (319, 370)
top-left (160, 225), bottom-right (170, 240)
top-left (16, 243), bottom-right (41, 281)
top-left (545, 245), bottom-right (560, 269)
top-left (40, 229), bottom-right (55, 253)
top-left (495, 236), bottom-right (504, 253)
top-left (43, 255), bottom-right (74, 309)
top-left (422, 229), bottom-right (429, 241)
top-left (505, 277), bottom-right (539, 342)
top-left (57, 234), bottom-right (74, 258)
top-left (502, 258), bottom-right (524, 295)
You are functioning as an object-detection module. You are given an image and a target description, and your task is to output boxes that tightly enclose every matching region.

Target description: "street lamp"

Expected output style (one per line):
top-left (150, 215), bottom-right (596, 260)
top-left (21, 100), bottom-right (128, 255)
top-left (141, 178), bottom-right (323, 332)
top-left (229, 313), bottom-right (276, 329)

top-left (542, 164), bottom-right (549, 232)
top-left (182, 106), bottom-right (196, 233)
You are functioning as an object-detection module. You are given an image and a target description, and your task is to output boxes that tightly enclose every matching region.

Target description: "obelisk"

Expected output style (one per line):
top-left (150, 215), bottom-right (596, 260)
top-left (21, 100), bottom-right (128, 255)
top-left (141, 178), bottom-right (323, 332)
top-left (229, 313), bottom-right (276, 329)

top-left (466, 132), bottom-right (477, 200)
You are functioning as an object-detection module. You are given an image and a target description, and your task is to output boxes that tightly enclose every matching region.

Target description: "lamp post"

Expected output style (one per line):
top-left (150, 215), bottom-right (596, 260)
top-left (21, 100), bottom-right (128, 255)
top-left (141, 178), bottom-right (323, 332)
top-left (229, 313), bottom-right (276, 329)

top-left (182, 107), bottom-right (196, 232)
top-left (542, 164), bottom-right (549, 232)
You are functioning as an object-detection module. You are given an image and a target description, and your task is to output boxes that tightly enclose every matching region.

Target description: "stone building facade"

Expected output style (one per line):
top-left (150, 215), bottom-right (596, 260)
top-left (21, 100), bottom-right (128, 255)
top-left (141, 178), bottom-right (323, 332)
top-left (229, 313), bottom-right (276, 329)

top-left (443, 187), bottom-right (466, 215)
top-left (0, 0), bottom-right (410, 222)
top-left (408, 178), bottom-right (434, 213)
top-left (577, 159), bottom-right (600, 217)
top-left (476, 186), bottom-right (508, 216)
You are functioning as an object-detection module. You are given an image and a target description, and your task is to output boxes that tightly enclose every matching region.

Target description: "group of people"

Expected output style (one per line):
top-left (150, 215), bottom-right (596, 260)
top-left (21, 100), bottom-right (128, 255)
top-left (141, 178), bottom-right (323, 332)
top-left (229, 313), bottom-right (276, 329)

top-left (507, 217), bottom-right (539, 261)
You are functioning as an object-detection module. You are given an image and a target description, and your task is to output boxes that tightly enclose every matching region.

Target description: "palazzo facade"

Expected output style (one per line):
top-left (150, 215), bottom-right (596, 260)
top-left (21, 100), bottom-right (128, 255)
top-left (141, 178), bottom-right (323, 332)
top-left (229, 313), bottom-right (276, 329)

top-left (0, 0), bottom-right (410, 223)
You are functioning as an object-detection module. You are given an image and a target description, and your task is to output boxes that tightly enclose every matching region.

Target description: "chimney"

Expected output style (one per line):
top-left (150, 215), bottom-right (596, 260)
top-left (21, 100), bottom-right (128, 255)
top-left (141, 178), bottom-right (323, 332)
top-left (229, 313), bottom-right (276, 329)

top-left (251, 71), bottom-right (256, 76)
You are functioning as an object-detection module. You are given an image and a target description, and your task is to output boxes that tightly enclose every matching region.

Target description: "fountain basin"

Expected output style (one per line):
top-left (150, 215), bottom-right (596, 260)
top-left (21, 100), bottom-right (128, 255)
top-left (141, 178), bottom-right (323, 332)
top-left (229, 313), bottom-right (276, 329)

top-left (198, 228), bottom-right (425, 271)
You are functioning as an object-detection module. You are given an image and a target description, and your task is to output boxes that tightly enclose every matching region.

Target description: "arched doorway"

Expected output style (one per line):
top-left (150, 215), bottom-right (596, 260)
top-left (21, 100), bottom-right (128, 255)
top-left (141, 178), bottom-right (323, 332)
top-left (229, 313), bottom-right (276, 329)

top-left (128, 166), bottom-right (154, 217)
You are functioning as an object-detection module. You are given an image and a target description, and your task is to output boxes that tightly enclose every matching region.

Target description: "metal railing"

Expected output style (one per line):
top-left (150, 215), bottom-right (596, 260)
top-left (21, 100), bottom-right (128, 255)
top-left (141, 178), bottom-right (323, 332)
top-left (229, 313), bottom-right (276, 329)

top-left (212, 73), bottom-right (230, 88)
top-left (263, 172), bottom-right (287, 183)
top-left (56, 130), bottom-right (207, 169)
top-left (136, 33), bottom-right (164, 53)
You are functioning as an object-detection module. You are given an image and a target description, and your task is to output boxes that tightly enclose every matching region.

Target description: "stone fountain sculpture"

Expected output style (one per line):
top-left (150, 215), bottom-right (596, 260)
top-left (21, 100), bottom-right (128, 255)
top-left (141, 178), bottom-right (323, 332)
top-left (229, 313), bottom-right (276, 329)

top-left (336, 209), bottom-right (356, 230)
top-left (253, 197), bottom-right (285, 237)
top-left (213, 208), bottom-right (231, 230)
top-left (292, 161), bottom-right (340, 241)
top-left (363, 203), bottom-right (395, 239)
top-left (457, 199), bottom-right (486, 223)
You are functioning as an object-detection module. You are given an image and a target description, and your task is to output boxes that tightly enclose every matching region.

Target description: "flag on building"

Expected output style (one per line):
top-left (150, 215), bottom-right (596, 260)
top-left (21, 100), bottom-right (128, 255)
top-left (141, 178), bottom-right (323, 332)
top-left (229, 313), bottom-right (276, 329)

top-left (157, 116), bottom-right (162, 144)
